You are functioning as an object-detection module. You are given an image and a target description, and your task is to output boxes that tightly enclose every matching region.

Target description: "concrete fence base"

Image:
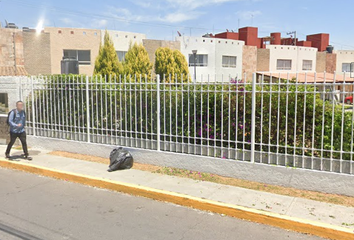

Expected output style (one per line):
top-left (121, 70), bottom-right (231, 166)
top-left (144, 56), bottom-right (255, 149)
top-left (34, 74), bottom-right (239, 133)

top-left (28, 136), bottom-right (354, 197)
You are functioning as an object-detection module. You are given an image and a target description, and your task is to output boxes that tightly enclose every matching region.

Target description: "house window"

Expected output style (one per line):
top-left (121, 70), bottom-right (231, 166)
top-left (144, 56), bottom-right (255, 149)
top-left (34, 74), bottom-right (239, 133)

top-left (276, 59), bottom-right (292, 70)
top-left (63, 50), bottom-right (91, 65)
top-left (0, 93), bottom-right (8, 115)
top-left (222, 56), bottom-right (237, 68)
top-left (116, 51), bottom-right (127, 62)
top-left (342, 63), bottom-right (353, 72)
top-left (188, 54), bottom-right (208, 67)
top-left (302, 60), bottom-right (312, 71)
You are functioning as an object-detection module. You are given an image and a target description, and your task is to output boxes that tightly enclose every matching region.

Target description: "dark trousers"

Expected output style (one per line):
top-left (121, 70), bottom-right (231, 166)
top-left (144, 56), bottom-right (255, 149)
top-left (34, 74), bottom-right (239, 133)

top-left (5, 132), bottom-right (29, 156)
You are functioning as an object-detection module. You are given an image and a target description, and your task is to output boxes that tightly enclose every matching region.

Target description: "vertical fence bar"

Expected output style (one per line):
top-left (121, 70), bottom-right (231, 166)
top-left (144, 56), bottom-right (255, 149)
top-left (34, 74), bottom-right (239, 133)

top-left (19, 77), bottom-right (23, 100)
top-left (251, 73), bottom-right (256, 163)
top-left (330, 72), bottom-right (336, 172)
top-left (31, 76), bottom-right (36, 136)
top-left (86, 76), bottom-right (90, 143)
top-left (157, 75), bottom-right (161, 151)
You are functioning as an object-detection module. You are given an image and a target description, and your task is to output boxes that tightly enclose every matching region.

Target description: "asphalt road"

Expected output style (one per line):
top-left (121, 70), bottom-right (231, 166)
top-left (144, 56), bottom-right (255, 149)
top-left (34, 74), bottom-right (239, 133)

top-left (0, 168), bottom-right (324, 240)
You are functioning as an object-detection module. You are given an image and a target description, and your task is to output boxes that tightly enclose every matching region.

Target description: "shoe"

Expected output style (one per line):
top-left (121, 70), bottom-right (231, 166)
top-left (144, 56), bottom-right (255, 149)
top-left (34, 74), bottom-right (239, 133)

top-left (24, 156), bottom-right (32, 161)
top-left (5, 153), bottom-right (10, 159)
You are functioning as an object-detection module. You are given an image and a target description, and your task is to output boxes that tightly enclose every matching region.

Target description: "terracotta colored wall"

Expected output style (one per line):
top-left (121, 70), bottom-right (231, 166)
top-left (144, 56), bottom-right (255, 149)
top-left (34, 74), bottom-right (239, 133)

top-left (307, 34), bottom-right (329, 52)
top-left (242, 45), bottom-right (257, 81)
top-left (297, 41), bottom-right (312, 47)
top-left (271, 33), bottom-right (281, 45)
top-left (239, 27), bottom-right (258, 47)
top-left (281, 38), bottom-right (297, 46)
top-left (214, 32), bottom-right (239, 40)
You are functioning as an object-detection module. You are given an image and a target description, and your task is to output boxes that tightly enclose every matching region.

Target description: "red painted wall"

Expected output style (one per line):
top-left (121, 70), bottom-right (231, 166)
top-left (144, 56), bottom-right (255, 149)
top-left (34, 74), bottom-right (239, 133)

top-left (214, 32), bottom-right (239, 40)
top-left (281, 38), bottom-right (298, 46)
top-left (239, 27), bottom-right (259, 47)
top-left (212, 28), bottom-right (330, 51)
top-left (271, 32), bottom-right (281, 45)
top-left (306, 33), bottom-right (329, 51)
top-left (297, 41), bottom-right (312, 47)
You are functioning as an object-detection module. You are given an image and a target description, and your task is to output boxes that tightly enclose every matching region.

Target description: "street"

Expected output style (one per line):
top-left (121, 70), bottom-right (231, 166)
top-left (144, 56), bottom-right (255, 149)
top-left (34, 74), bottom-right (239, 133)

top-left (0, 168), bottom-right (323, 240)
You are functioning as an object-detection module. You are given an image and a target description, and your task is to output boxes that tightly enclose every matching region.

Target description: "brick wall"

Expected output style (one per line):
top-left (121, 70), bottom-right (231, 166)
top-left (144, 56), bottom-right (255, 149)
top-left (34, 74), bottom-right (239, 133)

top-left (143, 39), bottom-right (181, 67)
top-left (241, 45), bottom-right (257, 81)
top-left (45, 27), bottom-right (102, 75)
top-left (256, 48), bottom-right (270, 72)
top-left (326, 53), bottom-right (337, 74)
top-left (0, 28), bottom-right (24, 70)
top-left (316, 52), bottom-right (337, 74)
top-left (316, 52), bottom-right (326, 72)
top-left (23, 32), bottom-right (52, 75)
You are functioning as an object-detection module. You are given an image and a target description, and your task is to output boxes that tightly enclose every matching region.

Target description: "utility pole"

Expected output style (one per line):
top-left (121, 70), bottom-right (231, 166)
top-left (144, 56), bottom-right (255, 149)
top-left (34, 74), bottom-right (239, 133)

top-left (287, 31), bottom-right (297, 46)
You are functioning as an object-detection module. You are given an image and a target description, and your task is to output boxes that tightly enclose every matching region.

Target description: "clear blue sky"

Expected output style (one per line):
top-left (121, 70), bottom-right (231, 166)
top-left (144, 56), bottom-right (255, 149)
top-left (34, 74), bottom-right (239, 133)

top-left (1, 0), bottom-right (354, 49)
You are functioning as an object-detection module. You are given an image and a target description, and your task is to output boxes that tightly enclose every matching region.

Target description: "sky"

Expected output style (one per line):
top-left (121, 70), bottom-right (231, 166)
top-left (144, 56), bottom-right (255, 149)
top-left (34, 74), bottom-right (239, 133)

top-left (1, 0), bottom-right (354, 49)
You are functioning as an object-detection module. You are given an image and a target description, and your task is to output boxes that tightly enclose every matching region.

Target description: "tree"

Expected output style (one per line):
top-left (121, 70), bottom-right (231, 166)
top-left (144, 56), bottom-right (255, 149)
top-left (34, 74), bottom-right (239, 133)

top-left (123, 43), bottom-right (153, 81)
top-left (94, 31), bottom-right (123, 78)
top-left (155, 47), bottom-right (190, 83)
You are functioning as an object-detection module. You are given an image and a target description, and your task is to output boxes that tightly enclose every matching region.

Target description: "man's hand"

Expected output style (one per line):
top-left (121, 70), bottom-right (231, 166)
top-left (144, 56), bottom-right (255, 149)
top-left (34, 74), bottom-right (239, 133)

top-left (18, 124), bottom-right (22, 127)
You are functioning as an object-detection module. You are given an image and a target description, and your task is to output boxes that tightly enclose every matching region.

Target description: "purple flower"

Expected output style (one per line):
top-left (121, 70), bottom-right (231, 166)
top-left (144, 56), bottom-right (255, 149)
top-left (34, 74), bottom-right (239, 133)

top-left (239, 124), bottom-right (244, 130)
top-left (197, 129), bottom-right (202, 136)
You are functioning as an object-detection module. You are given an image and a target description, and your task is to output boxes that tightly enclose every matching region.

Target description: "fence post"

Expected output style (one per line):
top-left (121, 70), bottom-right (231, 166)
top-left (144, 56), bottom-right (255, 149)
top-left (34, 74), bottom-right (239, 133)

top-left (156, 75), bottom-right (161, 151)
top-left (251, 73), bottom-right (256, 163)
top-left (31, 76), bottom-right (36, 136)
top-left (86, 76), bottom-right (91, 143)
top-left (18, 77), bottom-right (23, 100)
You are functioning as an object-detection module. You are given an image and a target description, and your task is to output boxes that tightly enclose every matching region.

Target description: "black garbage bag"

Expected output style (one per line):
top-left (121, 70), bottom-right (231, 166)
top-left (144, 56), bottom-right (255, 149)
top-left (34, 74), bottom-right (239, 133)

top-left (108, 147), bottom-right (134, 172)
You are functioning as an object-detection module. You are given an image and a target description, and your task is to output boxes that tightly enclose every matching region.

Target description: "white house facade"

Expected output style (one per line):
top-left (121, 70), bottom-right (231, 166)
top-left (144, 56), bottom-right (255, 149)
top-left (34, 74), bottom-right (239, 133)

top-left (176, 36), bottom-right (244, 82)
top-left (266, 45), bottom-right (318, 73)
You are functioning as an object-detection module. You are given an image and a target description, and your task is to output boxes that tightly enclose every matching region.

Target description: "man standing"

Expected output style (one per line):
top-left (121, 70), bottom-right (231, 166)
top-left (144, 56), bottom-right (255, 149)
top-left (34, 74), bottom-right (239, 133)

top-left (5, 101), bottom-right (32, 160)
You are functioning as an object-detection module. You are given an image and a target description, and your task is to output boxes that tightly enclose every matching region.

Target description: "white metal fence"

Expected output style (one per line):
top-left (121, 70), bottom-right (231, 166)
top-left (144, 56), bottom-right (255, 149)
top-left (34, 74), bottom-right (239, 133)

top-left (19, 73), bottom-right (354, 175)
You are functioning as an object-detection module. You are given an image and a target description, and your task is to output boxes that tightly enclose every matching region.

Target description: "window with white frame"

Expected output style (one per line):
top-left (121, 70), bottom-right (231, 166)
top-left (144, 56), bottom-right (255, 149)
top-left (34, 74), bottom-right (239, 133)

top-left (189, 54), bottom-right (208, 67)
top-left (302, 60), bottom-right (312, 71)
top-left (276, 59), bottom-right (292, 70)
top-left (116, 51), bottom-right (127, 62)
top-left (63, 50), bottom-right (91, 65)
top-left (222, 56), bottom-right (237, 68)
top-left (342, 63), bottom-right (353, 72)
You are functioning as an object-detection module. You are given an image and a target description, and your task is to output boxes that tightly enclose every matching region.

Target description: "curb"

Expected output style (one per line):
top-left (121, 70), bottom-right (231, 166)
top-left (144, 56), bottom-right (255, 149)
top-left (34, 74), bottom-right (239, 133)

top-left (0, 159), bottom-right (353, 240)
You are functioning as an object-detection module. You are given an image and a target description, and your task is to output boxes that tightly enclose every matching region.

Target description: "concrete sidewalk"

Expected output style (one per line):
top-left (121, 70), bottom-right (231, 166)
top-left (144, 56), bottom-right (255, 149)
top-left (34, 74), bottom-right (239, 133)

top-left (1, 145), bottom-right (354, 239)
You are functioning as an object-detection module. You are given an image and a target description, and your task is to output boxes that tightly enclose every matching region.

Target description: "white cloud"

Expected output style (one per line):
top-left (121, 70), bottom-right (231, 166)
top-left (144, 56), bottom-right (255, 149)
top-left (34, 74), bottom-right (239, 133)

top-left (108, 7), bottom-right (200, 24)
top-left (167, 0), bottom-right (243, 10)
top-left (61, 17), bottom-right (76, 25)
top-left (162, 12), bottom-right (202, 23)
top-left (106, 0), bottom-right (259, 25)
top-left (236, 10), bottom-right (261, 20)
top-left (94, 19), bottom-right (108, 28)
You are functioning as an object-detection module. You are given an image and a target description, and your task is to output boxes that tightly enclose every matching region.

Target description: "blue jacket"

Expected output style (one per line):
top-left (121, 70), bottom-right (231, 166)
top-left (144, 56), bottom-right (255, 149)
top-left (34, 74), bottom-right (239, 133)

top-left (9, 110), bottom-right (26, 134)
